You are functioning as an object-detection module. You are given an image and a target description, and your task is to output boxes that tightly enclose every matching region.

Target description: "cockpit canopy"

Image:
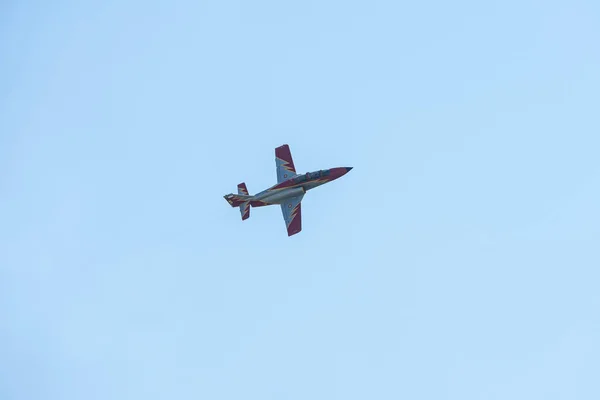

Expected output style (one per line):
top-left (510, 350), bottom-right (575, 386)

top-left (293, 170), bottom-right (330, 183)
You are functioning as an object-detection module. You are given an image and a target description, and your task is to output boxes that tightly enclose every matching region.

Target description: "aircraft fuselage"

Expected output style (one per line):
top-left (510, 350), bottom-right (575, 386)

top-left (223, 144), bottom-right (352, 236)
top-left (251, 167), bottom-right (352, 206)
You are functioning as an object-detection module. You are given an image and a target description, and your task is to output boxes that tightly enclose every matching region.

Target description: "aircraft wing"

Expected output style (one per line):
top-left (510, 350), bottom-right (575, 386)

top-left (275, 144), bottom-right (297, 183)
top-left (280, 194), bottom-right (303, 236)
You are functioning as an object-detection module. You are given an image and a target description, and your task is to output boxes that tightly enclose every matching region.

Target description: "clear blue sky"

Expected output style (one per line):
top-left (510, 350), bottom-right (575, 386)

top-left (1, 1), bottom-right (599, 399)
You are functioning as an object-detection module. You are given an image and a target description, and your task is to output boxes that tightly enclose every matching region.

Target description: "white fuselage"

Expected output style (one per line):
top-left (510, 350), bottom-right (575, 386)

top-left (253, 186), bottom-right (305, 205)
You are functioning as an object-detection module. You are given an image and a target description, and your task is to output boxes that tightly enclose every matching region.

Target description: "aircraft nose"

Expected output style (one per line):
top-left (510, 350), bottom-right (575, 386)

top-left (346, 167), bottom-right (353, 172)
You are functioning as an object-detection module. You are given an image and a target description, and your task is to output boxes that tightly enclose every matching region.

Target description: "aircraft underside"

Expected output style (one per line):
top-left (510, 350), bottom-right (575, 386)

top-left (254, 186), bottom-right (305, 205)
top-left (223, 144), bottom-right (351, 236)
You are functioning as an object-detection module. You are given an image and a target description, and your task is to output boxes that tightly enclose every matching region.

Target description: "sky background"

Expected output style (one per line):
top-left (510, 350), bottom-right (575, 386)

top-left (1, 1), bottom-right (600, 399)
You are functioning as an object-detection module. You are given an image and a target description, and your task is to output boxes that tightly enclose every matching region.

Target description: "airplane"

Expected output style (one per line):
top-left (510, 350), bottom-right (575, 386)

top-left (223, 144), bottom-right (353, 236)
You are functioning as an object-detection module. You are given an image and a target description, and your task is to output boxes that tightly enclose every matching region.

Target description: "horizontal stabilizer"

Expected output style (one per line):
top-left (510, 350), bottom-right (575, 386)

top-left (237, 182), bottom-right (249, 195)
top-left (240, 202), bottom-right (250, 220)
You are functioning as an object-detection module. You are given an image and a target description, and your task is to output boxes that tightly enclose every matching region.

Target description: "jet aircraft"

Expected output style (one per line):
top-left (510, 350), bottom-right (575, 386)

top-left (223, 144), bottom-right (352, 236)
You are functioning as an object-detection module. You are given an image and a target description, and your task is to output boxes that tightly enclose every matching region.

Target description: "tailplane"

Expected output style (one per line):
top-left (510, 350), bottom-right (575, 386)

top-left (237, 183), bottom-right (250, 220)
top-left (239, 201), bottom-right (250, 220)
top-left (224, 182), bottom-right (252, 220)
top-left (237, 182), bottom-right (249, 195)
